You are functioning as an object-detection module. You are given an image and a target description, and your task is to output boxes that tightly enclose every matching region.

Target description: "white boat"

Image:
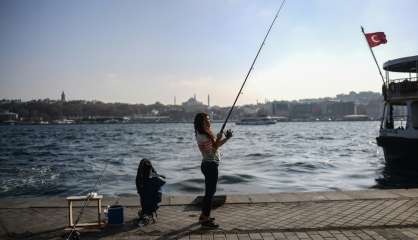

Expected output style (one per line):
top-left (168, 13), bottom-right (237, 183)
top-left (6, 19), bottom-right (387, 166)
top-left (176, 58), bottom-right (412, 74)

top-left (342, 114), bottom-right (369, 121)
top-left (376, 55), bottom-right (418, 168)
top-left (235, 116), bottom-right (276, 125)
top-left (54, 119), bottom-right (75, 124)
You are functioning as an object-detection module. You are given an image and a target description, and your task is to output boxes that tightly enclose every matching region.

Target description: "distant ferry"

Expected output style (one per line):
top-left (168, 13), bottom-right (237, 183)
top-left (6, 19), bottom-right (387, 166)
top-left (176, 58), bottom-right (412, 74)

top-left (376, 55), bottom-right (418, 168)
top-left (236, 116), bottom-right (276, 125)
top-left (130, 116), bottom-right (170, 123)
top-left (342, 114), bottom-right (370, 121)
top-left (53, 119), bottom-right (75, 124)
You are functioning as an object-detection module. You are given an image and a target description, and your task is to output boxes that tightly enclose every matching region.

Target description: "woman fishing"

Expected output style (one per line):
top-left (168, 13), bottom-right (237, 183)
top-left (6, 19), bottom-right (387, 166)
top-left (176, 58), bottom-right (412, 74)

top-left (192, 0), bottom-right (284, 229)
top-left (194, 112), bottom-right (232, 228)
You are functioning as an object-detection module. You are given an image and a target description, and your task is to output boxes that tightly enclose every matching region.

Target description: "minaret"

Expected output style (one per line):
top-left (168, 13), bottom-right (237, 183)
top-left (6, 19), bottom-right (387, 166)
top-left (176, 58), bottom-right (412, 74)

top-left (61, 91), bottom-right (66, 102)
top-left (207, 94), bottom-right (210, 107)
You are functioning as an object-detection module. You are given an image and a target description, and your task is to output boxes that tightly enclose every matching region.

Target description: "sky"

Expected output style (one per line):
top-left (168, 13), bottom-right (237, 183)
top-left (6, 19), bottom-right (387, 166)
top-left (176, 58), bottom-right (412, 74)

top-left (0, 0), bottom-right (417, 106)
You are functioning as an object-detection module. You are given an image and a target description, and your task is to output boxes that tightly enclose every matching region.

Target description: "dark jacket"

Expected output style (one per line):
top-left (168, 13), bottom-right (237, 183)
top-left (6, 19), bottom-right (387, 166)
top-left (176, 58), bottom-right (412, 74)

top-left (136, 171), bottom-right (165, 214)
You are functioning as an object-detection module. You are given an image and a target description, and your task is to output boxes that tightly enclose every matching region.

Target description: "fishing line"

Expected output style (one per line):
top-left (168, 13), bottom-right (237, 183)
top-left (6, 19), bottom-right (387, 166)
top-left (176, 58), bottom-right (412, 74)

top-left (65, 160), bottom-right (110, 240)
top-left (219, 0), bottom-right (287, 134)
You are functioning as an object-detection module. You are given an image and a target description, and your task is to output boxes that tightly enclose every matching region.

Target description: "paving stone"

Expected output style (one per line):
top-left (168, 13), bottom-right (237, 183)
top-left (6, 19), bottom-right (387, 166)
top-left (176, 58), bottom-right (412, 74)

top-left (272, 232), bottom-right (286, 239)
top-left (292, 192), bottom-right (328, 202)
top-left (225, 195), bottom-right (251, 204)
top-left (214, 233), bottom-right (227, 240)
top-left (322, 192), bottom-right (353, 201)
top-left (237, 233), bottom-right (250, 240)
top-left (170, 195), bottom-right (197, 205)
top-left (225, 233), bottom-right (239, 240)
top-left (248, 194), bottom-right (277, 203)
top-left (270, 193), bottom-right (300, 202)
top-left (342, 190), bottom-right (400, 200)
top-left (109, 196), bottom-right (141, 207)
top-left (390, 189), bottom-right (418, 198)
top-left (191, 234), bottom-right (202, 240)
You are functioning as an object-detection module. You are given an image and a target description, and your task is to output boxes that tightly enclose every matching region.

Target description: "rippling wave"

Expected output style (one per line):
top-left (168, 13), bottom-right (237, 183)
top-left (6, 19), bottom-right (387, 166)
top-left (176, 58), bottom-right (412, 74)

top-left (218, 174), bottom-right (255, 184)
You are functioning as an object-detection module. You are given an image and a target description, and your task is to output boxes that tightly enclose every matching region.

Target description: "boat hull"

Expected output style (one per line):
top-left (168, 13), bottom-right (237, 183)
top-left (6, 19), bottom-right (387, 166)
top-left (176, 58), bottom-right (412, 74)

top-left (376, 136), bottom-right (418, 168)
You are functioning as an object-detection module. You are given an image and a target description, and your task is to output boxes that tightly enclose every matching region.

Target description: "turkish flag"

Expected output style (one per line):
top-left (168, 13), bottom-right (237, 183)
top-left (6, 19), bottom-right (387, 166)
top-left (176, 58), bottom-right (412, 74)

top-left (365, 32), bottom-right (387, 48)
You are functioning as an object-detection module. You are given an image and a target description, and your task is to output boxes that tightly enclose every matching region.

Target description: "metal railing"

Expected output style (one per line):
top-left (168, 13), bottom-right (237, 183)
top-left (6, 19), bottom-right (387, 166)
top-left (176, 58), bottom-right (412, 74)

top-left (384, 77), bottom-right (418, 100)
top-left (387, 76), bottom-right (418, 84)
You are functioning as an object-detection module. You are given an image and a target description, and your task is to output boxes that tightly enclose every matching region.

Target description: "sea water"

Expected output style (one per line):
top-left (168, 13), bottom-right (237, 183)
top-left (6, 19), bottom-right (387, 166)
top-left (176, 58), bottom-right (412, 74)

top-left (0, 122), bottom-right (390, 197)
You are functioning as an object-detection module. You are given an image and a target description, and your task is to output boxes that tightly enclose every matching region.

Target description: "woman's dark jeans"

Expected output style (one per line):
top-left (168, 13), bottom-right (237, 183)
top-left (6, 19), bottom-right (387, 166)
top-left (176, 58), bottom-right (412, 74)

top-left (201, 161), bottom-right (218, 217)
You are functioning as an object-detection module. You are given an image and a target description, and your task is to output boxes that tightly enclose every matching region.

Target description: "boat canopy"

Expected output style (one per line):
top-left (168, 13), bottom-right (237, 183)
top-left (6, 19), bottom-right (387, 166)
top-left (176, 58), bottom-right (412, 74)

top-left (383, 55), bottom-right (418, 73)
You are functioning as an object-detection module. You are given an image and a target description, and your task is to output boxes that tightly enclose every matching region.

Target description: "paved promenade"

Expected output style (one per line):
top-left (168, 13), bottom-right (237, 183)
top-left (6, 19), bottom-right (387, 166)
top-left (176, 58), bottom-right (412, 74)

top-left (2, 189), bottom-right (418, 239)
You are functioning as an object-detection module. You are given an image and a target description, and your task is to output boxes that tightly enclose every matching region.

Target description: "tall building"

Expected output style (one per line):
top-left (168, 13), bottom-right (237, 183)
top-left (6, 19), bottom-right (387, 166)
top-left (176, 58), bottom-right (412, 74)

top-left (61, 91), bottom-right (66, 102)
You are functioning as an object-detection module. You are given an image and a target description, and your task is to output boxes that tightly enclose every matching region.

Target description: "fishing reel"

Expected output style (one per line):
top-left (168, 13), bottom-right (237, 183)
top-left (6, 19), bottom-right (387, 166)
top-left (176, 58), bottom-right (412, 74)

top-left (224, 129), bottom-right (233, 139)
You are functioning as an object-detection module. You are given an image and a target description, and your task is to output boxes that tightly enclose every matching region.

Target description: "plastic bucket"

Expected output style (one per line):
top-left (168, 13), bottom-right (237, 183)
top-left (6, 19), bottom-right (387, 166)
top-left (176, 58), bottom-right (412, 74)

top-left (107, 205), bottom-right (124, 225)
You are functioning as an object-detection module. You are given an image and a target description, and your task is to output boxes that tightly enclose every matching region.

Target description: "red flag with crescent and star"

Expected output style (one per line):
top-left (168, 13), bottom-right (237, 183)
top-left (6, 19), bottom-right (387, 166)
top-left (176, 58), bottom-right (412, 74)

top-left (365, 32), bottom-right (387, 48)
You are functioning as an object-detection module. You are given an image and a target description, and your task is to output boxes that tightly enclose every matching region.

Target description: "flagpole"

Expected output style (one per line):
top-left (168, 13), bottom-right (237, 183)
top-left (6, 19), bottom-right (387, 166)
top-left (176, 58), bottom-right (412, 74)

top-left (361, 26), bottom-right (386, 84)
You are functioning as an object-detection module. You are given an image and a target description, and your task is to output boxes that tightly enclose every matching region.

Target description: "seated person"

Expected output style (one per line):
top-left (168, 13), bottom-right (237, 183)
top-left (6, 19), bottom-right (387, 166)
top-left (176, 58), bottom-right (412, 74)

top-left (135, 158), bottom-right (165, 227)
top-left (386, 119), bottom-right (394, 129)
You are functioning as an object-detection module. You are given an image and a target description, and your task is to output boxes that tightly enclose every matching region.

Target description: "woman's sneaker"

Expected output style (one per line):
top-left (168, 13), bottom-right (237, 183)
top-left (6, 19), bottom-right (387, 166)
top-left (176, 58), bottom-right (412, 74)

top-left (199, 216), bottom-right (215, 223)
top-left (137, 214), bottom-right (151, 227)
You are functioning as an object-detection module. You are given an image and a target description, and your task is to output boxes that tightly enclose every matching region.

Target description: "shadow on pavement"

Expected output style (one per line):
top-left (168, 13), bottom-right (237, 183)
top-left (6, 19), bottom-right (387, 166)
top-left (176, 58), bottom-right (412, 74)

top-left (184, 195), bottom-right (226, 211)
top-left (155, 222), bottom-right (202, 240)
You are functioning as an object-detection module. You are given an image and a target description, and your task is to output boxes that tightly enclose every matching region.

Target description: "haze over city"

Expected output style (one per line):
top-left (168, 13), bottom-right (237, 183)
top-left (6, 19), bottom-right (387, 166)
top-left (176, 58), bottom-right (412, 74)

top-left (1, 0), bottom-right (417, 106)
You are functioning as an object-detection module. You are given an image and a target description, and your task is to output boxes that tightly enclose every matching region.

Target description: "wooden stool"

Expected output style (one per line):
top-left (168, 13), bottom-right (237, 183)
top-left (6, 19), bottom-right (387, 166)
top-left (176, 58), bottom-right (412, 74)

top-left (66, 195), bottom-right (104, 229)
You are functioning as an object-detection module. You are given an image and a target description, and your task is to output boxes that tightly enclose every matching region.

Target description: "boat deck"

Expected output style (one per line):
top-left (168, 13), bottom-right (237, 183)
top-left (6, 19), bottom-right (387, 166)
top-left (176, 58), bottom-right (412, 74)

top-left (385, 79), bottom-right (418, 102)
top-left (3, 189), bottom-right (418, 239)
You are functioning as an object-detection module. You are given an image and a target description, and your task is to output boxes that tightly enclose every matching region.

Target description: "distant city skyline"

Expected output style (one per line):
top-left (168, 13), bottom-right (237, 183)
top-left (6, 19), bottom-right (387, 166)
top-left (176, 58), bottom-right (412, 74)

top-left (1, 0), bottom-right (417, 106)
top-left (0, 90), bottom-right (383, 123)
top-left (3, 89), bottom-right (380, 107)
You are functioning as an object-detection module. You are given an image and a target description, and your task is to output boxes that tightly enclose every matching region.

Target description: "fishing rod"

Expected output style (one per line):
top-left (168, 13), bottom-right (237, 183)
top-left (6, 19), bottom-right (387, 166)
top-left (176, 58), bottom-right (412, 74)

top-left (219, 0), bottom-right (286, 134)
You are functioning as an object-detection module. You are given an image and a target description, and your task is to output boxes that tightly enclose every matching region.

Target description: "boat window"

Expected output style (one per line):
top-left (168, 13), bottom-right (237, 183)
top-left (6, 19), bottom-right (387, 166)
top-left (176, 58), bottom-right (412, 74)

top-left (412, 102), bottom-right (418, 129)
top-left (392, 105), bottom-right (408, 130)
top-left (382, 104), bottom-right (392, 129)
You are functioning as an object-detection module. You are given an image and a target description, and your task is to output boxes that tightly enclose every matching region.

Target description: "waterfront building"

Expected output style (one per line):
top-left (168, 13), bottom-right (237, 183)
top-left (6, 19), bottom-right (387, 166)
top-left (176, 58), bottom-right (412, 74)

top-left (239, 105), bottom-right (259, 116)
top-left (271, 101), bottom-right (290, 117)
top-left (0, 111), bottom-right (18, 123)
top-left (326, 101), bottom-right (355, 120)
